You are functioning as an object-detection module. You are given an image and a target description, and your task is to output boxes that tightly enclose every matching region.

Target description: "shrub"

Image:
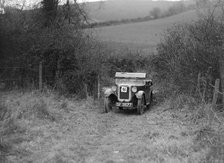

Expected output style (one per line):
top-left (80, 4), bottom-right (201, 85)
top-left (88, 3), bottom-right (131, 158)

top-left (0, 101), bottom-right (22, 162)
top-left (0, 2), bottom-right (91, 94)
top-left (0, 102), bottom-right (10, 162)
top-left (152, 18), bottom-right (223, 96)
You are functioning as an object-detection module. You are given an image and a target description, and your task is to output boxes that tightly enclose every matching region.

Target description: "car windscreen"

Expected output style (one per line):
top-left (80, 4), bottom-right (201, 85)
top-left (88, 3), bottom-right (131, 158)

top-left (115, 78), bottom-right (145, 85)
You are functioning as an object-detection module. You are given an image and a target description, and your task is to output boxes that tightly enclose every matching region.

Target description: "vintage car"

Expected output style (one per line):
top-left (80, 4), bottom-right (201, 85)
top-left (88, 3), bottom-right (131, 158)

top-left (104, 72), bottom-right (153, 115)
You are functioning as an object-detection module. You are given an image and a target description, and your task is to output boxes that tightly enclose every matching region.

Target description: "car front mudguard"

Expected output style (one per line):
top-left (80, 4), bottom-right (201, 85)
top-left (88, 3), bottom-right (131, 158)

top-left (103, 88), bottom-right (118, 109)
top-left (104, 88), bottom-right (114, 98)
top-left (135, 91), bottom-right (145, 99)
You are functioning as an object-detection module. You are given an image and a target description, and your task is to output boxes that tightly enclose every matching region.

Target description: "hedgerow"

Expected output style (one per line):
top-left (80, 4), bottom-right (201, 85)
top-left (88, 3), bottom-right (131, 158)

top-left (152, 18), bottom-right (224, 96)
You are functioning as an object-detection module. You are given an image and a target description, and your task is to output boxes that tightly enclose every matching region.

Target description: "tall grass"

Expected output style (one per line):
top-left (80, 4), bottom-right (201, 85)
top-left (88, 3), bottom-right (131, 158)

top-left (0, 102), bottom-right (11, 162)
top-left (0, 90), bottom-right (57, 162)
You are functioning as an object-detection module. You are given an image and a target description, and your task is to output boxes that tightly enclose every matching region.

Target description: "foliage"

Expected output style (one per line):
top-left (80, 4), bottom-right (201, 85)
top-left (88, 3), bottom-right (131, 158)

top-left (0, 1), bottom-right (99, 96)
top-left (0, 1), bottom-right (153, 98)
top-left (162, 1), bottom-right (187, 17)
top-left (150, 7), bottom-right (161, 19)
top-left (41, 0), bottom-right (59, 26)
top-left (152, 16), bottom-right (224, 95)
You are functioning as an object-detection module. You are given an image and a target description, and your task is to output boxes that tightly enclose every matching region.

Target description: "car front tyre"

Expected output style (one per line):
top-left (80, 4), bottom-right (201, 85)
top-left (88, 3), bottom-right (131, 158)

top-left (137, 97), bottom-right (145, 115)
top-left (104, 97), bottom-right (112, 113)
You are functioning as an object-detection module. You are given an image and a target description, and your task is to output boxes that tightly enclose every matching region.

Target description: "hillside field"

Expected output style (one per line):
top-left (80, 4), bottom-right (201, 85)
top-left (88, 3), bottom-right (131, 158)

top-left (84, 0), bottom-right (195, 22)
top-left (90, 10), bottom-right (198, 54)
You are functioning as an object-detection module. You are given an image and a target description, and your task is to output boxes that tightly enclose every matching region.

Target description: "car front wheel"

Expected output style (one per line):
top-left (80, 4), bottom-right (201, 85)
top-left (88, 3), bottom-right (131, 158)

top-left (104, 97), bottom-right (112, 113)
top-left (137, 97), bottom-right (145, 115)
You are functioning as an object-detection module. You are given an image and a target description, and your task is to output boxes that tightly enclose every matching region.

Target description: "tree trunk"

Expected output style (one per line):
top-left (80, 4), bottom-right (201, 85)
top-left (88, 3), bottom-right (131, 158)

top-left (66, 0), bottom-right (71, 24)
top-left (84, 83), bottom-right (89, 99)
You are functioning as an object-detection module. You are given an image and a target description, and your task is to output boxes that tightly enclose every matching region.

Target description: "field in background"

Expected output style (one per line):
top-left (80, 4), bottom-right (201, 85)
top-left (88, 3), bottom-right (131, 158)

top-left (1, 91), bottom-right (224, 162)
top-left (84, 0), bottom-right (195, 22)
top-left (91, 10), bottom-right (198, 54)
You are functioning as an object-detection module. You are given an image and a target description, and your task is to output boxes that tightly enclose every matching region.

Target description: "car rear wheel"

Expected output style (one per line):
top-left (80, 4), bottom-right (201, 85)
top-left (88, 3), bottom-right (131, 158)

top-left (104, 97), bottom-right (112, 113)
top-left (150, 92), bottom-right (153, 105)
top-left (146, 92), bottom-right (153, 110)
top-left (149, 92), bottom-right (153, 106)
top-left (137, 97), bottom-right (145, 115)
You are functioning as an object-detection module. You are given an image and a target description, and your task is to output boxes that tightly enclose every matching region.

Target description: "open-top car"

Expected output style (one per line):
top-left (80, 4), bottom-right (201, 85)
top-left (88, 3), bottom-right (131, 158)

top-left (104, 72), bottom-right (153, 115)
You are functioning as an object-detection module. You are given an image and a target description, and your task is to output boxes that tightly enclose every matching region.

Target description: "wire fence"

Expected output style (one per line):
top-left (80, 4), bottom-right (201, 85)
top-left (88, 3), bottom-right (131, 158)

top-left (0, 62), bottom-right (102, 99)
top-left (199, 77), bottom-right (224, 95)
top-left (197, 72), bottom-right (224, 126)
top-left (1, 63), bottom-right (224, 102)
top-left (0, 62), bottom-right (58, 90)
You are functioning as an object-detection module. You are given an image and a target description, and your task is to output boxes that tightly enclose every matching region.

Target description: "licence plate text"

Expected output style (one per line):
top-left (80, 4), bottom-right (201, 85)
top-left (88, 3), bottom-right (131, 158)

top-left (116, 102), bottom-right (133, 107)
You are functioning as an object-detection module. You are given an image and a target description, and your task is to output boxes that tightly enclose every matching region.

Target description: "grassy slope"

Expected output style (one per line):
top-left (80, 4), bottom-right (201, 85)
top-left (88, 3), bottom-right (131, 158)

top-left (84, 0), bottom-right (195, 22)
top-left (1, 91), bottom-right (224, 162)
top-left (91, 10), bottom-right (198, 53)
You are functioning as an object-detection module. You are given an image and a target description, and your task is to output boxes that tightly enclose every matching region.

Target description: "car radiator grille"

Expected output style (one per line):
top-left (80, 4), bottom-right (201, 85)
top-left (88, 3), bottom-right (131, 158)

top-left (119, 86), bottom-right (130, 100)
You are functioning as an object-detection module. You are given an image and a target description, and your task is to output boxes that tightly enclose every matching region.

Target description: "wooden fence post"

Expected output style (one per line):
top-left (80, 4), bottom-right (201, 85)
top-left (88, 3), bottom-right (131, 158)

top-left (84, 83), bottom-right (89, 99)
top-left (197, 72), bottom-right (202, 99)
top-left (208, 79), bottom-right (220, 126)
top-left (39, 62), bottom-right (43, 91)
top-left (97, 74), bottom-right (100, 99)
top-left (219, 56), bottom-right (224, 111)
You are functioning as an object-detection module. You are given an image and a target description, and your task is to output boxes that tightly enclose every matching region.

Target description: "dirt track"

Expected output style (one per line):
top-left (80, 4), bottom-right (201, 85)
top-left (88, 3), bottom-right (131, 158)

top-left (47, 99), bottom-right (200, 163)
top-left (3, 93), bottom-right (215, 163)
top-left (84, 104), bottom-right (196, 163)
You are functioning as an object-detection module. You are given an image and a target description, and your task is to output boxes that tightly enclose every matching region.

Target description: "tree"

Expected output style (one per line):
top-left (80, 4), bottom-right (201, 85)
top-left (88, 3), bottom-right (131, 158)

top-left (196, 0), bottom-right (210, 8)
top-left (41, 0), bottom-right (58, 26)
top-left (153, 0), bottom-right (224, 108)
top-left (0, 0), bottom-right (94, 93)
top-left (197, 0), bottom-right (224, 108)
top-left (150, 7), bottom-right (161, 19)
top-left (163, 1), bottom-right (186, 17)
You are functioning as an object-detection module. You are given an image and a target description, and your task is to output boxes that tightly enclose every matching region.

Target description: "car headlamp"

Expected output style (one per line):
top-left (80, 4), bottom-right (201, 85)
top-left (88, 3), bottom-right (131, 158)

top-left (112, 86), bottom-right (117, 92)
top-left (131, 86), bottom-right (137, 93)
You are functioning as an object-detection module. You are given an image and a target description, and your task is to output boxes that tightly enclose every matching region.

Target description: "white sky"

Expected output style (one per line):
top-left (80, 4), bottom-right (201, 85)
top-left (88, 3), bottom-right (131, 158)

top-left (1, 0), bottom-right (105, 9)
top-left (3, 0), bottom-right (182, 5)
top-left (1, 0), bottom-right (182, 9)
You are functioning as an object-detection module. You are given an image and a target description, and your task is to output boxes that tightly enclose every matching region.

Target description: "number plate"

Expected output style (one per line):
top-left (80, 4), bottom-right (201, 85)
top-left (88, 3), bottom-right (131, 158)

top-left (116, 102), bottom-right (133, 107)
top-left (121, 86), bottom-right (127, 93)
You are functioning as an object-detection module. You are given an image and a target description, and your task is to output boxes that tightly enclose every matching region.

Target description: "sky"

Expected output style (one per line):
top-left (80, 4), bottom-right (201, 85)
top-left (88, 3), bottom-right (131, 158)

top-left (1, 0), bottom-right (105, 9)
top-left (3, 0), bottom-right (182, 5)
top-left (1, 0), bottom-right (182, 9)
